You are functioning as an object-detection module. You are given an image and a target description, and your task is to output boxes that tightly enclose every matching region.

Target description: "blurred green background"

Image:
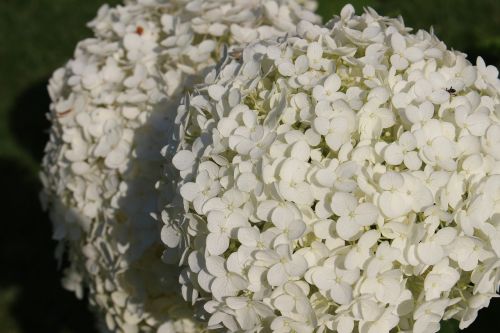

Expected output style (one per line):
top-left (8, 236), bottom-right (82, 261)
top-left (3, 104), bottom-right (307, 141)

top-left (0, 0), bottom-right (498, 332)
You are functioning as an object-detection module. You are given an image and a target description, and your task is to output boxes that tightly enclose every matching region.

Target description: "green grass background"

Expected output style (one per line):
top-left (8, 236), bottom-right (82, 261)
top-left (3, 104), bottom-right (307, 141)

top-left (0, 1), bottom-right (498, 332)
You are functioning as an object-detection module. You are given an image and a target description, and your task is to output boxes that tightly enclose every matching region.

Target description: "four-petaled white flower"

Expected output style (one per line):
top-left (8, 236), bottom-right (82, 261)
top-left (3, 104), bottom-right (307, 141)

top-left (256, 244), bottom-right (308, 287)
top-left (331, 192), bottom-right (379, 240)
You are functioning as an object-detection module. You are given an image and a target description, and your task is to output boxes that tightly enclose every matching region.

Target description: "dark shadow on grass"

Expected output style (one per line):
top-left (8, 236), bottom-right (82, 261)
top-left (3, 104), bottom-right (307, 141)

top-left (2, 80), bottom-right (99, 333)
top-left (8, 79), bottom-right (52, 162)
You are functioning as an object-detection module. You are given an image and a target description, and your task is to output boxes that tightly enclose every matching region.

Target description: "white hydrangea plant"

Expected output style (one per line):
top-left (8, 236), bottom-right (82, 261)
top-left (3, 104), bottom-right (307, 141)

top-left (40, 0), bottom-right (320, 332)
top-left (166, 5), bottom-right (500, 333)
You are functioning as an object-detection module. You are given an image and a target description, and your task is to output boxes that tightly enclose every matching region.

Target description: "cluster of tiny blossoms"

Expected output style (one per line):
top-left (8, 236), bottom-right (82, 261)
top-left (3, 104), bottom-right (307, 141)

top-left (40, 0), bottom-right (319, 332)
top-left (168, 5), bottom-right (500, 333)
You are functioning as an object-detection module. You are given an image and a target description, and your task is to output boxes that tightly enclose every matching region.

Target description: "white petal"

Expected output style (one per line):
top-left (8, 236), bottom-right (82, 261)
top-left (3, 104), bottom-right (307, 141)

top-left (218, 118), bottom-right (238, 137)
top-left (312, 86), bottom-right (326, 101)
top-left (278, 61), bottom-right (295, 77)
top-left (123, 33), bottom-right (141, 50)
top-left (311, 267), bottom-right (333, 289)
top-left (467, 113), bottom-right (490, 136)
top-left (379, 172), bottom-right (404, 190)
top-left (345, 248), bottom-right (365, 270)
top-left (160, 225), bottom-right (180, 248)
top-left (197, 270), bottom-right (213, 293)
top-left (256, 200), bottom-right (278, 221)
top-left (290, 140), bottom-right (310, 161)
top-left (392, 92), bottom-right (411, 109)
top-left (307, 42), bottom-right (323, 61)
top-left (325, 74), bottom-right (341, 92)
top-left (286, 254), bottom-right (308, 277)
top-left (207, 210), bottom-right (225, 232)
top-left (404, 151), bottom-right (422, 170)
top-left (391, 33), bottom-right (406, 53)
top-left (236, 307), bottom-right (258, 330)
top-left (211, 277), bottom-right (234, 299)
top-left (340, 4), bottom-right (355, 20)
top-left (208, 23), bottom-right (227, 36)
top-left (172, 150), bottom-right (195, 171)
top-left (404, 47), bottom-right (424, 62)
top-left (206, 232), bottom-right (230, 255)
top-left (315, 101), bottom-right (332, 118)
top-left (205, 255), bottom-right (226, 277)
top-left (399, 131), bottom-right (417, 150)
top-left (208, 84), bottom-right (226, 101)
top-left (354, 203), bottom-right (378, 226)
top-left (429, 89), bottom-right (449, 104)
top-left (326, 132), bottom-right (346, 151)
top-left (238, 227), bottom-right (259, 247)
top-left (330, 283), bottom-right (352, 305)
top-left (104, 148), bottom-right (127, 168)
top-left (331, 192), bottom-right (357, 217)
top-left (358, 229), bottom-right (380, 249)
top-left (433, 227), bottom-right (457, 245)
top-left (227, 212), bottom-right (248, 230)
top-left (391, 54), bottom-right (409, 70)
top-left (287, 220), bottom-right (307, 240)
top-left (417, 242), bottom-right (443, 265)
top-left (282, 182), bottom-right (314, 206)
top-left (229, 274), bottom-right (248, 290)
top-left (378, 192), bottom-right (410, 219)
top-left (337, 316), bottom-right (354, 333)
top-left (267, 263), bottom-right (288, 286)
top-left (336, 216), bottom-right (360, 240)
top-left (384, 144), bottom-right (404, 165)
top-left (315, 168), bottom-right (335, 188)
top-left (295, 55), bottom-right (309, 74)
top-left (313, 116), bottom-right (330, 135)
top-left (271, 206), bottom-right (294, 229)
top-left (315, 200), bottom-right (333, 219)
top-left (226, 297), bottom-right (248, 310)
top-left (179, 182), bottom-right (199, 201)
top-left (237, 172), bottom-right (258, 192)
top-left (202, 197), bottom-right (226, 214)
top-left (274, 294), bottom-right (295, 313)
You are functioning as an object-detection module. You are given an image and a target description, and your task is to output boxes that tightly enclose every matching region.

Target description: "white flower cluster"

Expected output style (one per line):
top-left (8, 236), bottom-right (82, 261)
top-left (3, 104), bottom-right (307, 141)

top-left (168, 5), bottom-right (500, 333)
top-left (40, 0), bottom-right (319, 332)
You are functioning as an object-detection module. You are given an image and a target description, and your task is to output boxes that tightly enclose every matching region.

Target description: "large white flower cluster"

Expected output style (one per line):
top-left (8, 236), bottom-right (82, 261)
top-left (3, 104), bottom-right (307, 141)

top-left (40, 0), bottom-right (319, 332)
top-left (167, 5), bottom-right (500, 333)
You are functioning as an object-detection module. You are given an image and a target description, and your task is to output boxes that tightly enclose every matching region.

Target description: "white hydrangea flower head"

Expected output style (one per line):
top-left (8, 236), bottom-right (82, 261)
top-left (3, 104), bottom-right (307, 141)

top-left (40, 0), bottom-right (320, 332)
top-left (167, 4), bottom-right (500, 333)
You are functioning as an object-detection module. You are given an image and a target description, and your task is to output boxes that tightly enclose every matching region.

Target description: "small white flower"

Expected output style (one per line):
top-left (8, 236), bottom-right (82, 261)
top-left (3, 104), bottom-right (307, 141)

top-left (330, 192), bottom-right (378, 240)
top-left (179, 164), bottom-right (221, 214)
top-left (271, 206), bottom-right (307, 243)
top-left (360, 269), bottom-right (403, 305)
top-left (424, 259), bottom-right (460, 300)
top-left (309, 257), bottom-right (359, 305)
top-left (226, 296), bottom-right (274, 330)
top-left (206, 210), bottom-right (249, 255)
top-left (416, 227), bottom-right (457, 265)
top-left (205, 255), bottom-right (248, 300)
top-left (256, 244), bottom-right (308, 287)
top-left (345, 229), bottom-right (380, 270)
top-left (449, 236), bottom-right (489, 271)
top-left (312, 74), bottom-right (343, 102)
